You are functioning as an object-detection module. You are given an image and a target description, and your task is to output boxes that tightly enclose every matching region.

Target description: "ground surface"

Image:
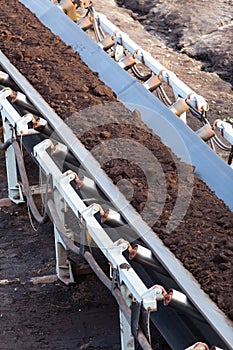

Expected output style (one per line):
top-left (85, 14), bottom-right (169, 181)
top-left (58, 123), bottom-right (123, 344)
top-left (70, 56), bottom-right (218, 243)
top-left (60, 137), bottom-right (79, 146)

top-left (0, 0), bottom-right (233, 349)
top-left (0, 159), bottom-right (120, 350)
top-left (116, 0), bottom-right (233, 85)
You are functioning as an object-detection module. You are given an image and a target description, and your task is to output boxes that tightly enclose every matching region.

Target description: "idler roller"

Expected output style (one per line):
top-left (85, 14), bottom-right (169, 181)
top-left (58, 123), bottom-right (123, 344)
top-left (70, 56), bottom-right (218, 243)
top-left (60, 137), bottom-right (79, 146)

top-left (128, 243), bottom-right (168, 276)
top-left (0, 70), bottom-right (17, 89)
top-left (164, 289), bottom-right (204, 322)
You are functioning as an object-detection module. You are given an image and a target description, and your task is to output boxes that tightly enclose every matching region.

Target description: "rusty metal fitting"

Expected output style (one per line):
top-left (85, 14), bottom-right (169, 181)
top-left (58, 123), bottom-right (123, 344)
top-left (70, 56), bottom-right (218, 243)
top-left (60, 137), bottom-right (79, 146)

top-left (7, 91), bottom-right (40, 116)
top-left (212, 119), bottom-right (226, 138)
top-left (108, 30), bottom-right (121, 47)
top-left (98, 206), bottom-right (105, 218)
top-left (50, 142), bottom-right (58, 155)
top-left (31, 116), bottom-right (41, 129)
top-left (101, 208), bottom-right (109, 223)
top-left (118, 54), bottom-right (137, 70)
top-left (153, 284), bottom-right (167, 298)
top-left (59, 0), bottom-right (78, 22)
top-left (163, 289), bottom-right (189, 307)
top-left (163, 289), bottom-right (173, 306)
top-left (195, 124), bottom-right (215, 141)
top-left (99, 35), bottom-right (115, 51)
top-left (144, 73), bottom-right (162, 92)
top-left (85, 228), bottom-right (92, 245)
top-left (112, 30), bottom-right (117, 40)
top-left (100, 208), bottom-right (125, 227)
top-left (9, 90), bottom-right (17, 102)
top-left (67, 7), bottom-right (78, 22)
top-left (49, 142), bottom-right (68, 159)
top-left (132, 51), bottom-right (138, 60)
top-left (169, 97), bottom-right (189, 116)
top-left (74, 175), bottom-right (84, 189)
top-left (212, 119), bottom-right (222, 130)
top-left (69, 171), bottom-right (80, 186)
top-left (128, 244), bottom-right (139, 260)
top-left (119, 55), bottom-right (137, 69)
top-left (59, 0), bottom-right (76, 10)
top-left (10, 90), bottom-right (28, 106)
top-left (185, 342), bottom-right (209, 350)
top-left (77, 0), bottom-right (90, 8)
top-left (76, 175), bottom-right (99, 193)
top-left (164, 289), bottom-right (205, 323)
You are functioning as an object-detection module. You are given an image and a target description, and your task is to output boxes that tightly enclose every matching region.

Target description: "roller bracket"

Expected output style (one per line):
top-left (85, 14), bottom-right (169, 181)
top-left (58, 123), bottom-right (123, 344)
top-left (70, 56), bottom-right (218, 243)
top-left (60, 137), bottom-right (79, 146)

top-left (185, 343), bottom-right (223, 350)
top-left (215, 119), bottom-right (233, 145)
top-left (16, 113), bottom-right (47, 136)
top-left (141, 285), bottom-right (164, 312)
top-left (143, 73), bottom-right (162, 92)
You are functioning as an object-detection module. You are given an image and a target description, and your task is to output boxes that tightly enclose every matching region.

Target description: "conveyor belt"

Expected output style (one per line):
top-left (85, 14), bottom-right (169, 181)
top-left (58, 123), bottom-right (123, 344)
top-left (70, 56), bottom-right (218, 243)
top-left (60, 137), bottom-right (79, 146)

top-left (0, 49), bottom-right (232, 349)
top-left (19, 0), bottom-right (233, 212)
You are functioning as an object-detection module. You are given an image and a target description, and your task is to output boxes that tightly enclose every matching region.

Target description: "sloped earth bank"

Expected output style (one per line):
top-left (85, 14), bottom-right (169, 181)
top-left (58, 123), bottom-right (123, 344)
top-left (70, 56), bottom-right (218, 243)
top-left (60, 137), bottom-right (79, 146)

top-left (0, 0), bottom-right (233, 349)
top-left (116, 0), bottom-right (233, 86)
top-left (94, 0), bottom-right (233, 142)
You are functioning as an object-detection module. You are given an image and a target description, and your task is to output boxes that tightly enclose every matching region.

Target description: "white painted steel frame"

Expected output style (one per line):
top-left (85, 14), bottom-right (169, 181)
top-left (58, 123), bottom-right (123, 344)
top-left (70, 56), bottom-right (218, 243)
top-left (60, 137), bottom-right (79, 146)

top-left (0, 89), bottom-right (24, 203)
top-left (34, 139), bottom-right (159, 306)
top-left (34, 138), bottom-right (161, 350)
top-left (0, 50), bottom-right (232, 349)
top-left (53, 184), bottom-right (75, 285)
top-left (217, 120), bottom-right (233, 145)
top-left (216, 120), bottom-right (233, 169)
top-left (0, 95), bottom-right (158, 348)
top-left (94, 12), bottom-right (208, 113)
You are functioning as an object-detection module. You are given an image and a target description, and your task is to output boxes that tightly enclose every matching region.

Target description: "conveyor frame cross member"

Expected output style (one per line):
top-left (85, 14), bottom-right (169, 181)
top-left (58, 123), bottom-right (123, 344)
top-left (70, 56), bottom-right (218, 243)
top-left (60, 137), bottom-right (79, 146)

top-left (53, 185), bottom-right (75, 285)
top-left (120, 284), bottom-right (135, 349)
top-left (33, 138), bottom-right (165, 349)
top-left (0, 88), bottom-right (47, 203)
top-left (0, 89), bottom-right (24, 203)
top-left (216, 119), bottom-right (233, 168)
top-left (93, 12), bottom-right (209, 123)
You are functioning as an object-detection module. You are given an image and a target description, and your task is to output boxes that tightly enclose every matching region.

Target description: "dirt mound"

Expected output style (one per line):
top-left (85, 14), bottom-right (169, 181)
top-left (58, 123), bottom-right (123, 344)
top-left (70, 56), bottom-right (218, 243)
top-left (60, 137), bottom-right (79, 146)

top-left (116, 0), bottom-right (233, 85)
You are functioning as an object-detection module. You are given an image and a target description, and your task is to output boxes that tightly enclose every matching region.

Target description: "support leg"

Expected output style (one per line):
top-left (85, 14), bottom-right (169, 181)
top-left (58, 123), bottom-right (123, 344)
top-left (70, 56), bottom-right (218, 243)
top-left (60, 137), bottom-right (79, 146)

top-left (3, 118), bottom-right (24, 203)
top-left (119, 284), bottom-right (135, 350)
top-left (53, 188), bottom-right (74, 285)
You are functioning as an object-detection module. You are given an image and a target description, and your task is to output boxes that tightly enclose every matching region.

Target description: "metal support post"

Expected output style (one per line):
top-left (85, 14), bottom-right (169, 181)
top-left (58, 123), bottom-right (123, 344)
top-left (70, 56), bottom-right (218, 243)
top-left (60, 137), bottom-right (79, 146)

top-left (119, 284), bottom-right (135, 350)
top-left (2, 116), bottom-right (24, 203)
top-left (53, 185), bottom-right (74, 285)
